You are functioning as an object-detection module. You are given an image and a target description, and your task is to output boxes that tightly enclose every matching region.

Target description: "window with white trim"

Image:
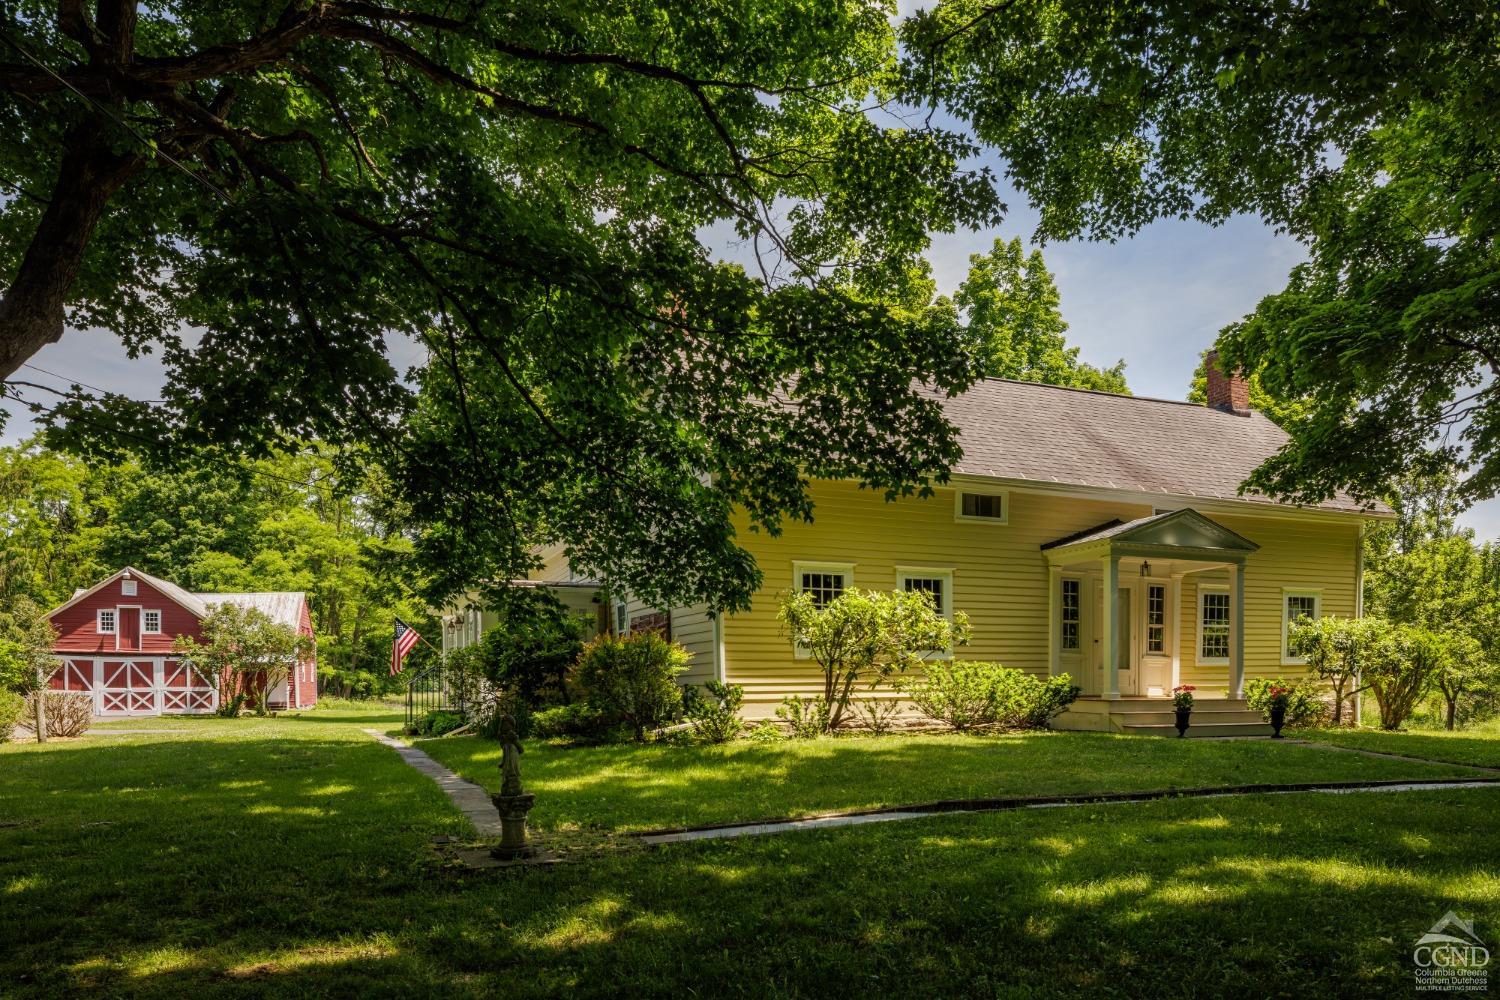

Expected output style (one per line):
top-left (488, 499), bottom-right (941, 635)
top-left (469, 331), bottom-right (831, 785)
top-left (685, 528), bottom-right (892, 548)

top-left (954, 490), bottom-right (1007, 523)
top-left (898, 568), bottom-right (955, 657)
top-left (897, 569), bottom-right (953, 620)
top-left (143, 610), bottom-right (162, 634)
top-left (1282, 590), bottom-right (1322, 663)
top-left (120, 579), bottom-right (137, 596)
top-left (97, 609), bottom-right (117, 634)
top-left (1198, 587), bottom-right (1230, 663)
top-left (1146, 584), bottom-right (1167, 654)
top-left (1060, 578), bottom-right (1081, 652)
top-left (795, 563), bottom-right (852, 609)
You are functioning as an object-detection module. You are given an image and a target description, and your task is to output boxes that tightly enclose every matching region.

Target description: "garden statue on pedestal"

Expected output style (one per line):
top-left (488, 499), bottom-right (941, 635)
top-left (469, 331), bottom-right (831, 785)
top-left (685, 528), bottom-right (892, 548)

top-left (491, 712), bottom-right (538, 860)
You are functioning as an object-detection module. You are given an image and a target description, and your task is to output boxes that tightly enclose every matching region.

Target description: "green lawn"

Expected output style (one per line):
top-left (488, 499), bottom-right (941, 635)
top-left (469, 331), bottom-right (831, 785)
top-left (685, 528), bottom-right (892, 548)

top-left (1298, 724), bottom-right (1500, 770)
top-left (4, 709), bottom-right (1498, 998)
top-left (415, 728), bottom-right (1486, 835)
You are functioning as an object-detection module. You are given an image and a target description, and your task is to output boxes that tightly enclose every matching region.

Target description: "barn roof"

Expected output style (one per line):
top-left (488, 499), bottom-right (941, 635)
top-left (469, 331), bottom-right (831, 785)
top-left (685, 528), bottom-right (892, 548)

top-left (48, 566), bottom-right (210, 619)
top-left (197, 592), bottom-right (307, 630)
top-left (46, 566), bottom-right (307, 629)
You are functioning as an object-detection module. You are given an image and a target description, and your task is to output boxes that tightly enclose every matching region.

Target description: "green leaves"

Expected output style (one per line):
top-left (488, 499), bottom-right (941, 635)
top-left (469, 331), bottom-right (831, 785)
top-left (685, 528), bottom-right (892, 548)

top-left (954, 237), bottom-right (1128, 393)
top-left (778, 586), bottom-right (971, 731)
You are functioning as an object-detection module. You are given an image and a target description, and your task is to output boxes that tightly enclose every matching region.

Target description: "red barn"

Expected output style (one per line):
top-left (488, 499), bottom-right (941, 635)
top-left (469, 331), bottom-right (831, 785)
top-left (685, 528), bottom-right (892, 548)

top-left (45, 567), bottom-right (318, 717)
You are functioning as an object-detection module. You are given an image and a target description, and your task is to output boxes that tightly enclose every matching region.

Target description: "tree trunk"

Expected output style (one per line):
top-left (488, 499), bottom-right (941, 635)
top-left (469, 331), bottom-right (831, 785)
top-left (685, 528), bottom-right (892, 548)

top-left (0, 117), bottom-right (141, 379)
top-left (1445, 696), bottom-right (1457, 731)
top-left (33, 665), bottom-right (47, 743)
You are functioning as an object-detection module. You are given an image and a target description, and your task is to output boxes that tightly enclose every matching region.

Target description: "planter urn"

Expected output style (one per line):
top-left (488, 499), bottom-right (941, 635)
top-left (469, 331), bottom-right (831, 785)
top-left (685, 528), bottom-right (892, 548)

top-left (1269, 704), bottom-right (1287, 739)
top-left (1174, 707), bottom-right (1191, 737)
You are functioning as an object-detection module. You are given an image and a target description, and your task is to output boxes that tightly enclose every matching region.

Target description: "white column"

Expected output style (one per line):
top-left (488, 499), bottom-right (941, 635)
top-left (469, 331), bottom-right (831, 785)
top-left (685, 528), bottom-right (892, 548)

top-left (1170, 573), bottom-right (1183, 691)
top-left (1047, 566), bottom-right (1061, 679)
top-left (1229, 563), bottom-right (1246, 698)
top-left (1101, 555), bottom-right (1120, 699)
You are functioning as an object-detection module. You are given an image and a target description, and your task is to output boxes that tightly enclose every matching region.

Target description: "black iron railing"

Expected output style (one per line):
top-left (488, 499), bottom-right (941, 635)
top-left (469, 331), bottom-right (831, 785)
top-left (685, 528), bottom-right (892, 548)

top-left (404, 655), bottom-right (474, 730)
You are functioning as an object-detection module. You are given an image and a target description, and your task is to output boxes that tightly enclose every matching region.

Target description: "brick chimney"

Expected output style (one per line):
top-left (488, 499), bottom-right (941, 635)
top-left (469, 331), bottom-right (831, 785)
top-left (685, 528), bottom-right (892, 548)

top-left (1205, 350), bottom-right (1251, 416)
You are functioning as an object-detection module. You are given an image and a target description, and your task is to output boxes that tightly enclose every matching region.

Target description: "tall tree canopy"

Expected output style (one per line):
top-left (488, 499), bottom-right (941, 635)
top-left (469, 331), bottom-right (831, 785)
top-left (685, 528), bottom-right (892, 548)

top-left (7, 1), bottom-right (1497, 611)
top-left (909, 1), bottom-right (1500, 508)
top-left (953, 238), bottom-right (1127, 394)
top-left (2, 0), bottom-right (1005, 613)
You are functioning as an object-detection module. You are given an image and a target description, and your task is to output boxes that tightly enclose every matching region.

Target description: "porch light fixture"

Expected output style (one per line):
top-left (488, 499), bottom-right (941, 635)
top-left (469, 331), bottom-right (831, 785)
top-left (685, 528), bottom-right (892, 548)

top-left (1140, 561), bottom-right (1151, 578)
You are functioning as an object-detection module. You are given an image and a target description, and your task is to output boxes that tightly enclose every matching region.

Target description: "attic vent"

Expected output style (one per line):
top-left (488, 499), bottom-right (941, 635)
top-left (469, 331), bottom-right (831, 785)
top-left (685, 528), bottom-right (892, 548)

top-left (956, 491), bottom-right (1007, 523)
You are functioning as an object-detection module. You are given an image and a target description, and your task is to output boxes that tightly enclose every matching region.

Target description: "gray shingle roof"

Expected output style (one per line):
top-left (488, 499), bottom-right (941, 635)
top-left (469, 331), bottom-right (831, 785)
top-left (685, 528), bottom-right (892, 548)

top-left (934, 380), bottom-right (1382, 515)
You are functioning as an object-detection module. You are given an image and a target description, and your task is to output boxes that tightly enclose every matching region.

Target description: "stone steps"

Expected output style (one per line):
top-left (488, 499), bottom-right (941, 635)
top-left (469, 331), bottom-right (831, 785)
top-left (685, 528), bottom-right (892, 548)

top-left (1112, 709), bottom-right (1267, 727)
top-left (1119, 720), bottom-right (1275, 739)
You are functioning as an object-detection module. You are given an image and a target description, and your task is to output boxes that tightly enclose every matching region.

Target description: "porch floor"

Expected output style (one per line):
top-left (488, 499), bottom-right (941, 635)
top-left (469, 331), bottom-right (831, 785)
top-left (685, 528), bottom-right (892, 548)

top-left (1055, 696), bottom-right (1273, 738)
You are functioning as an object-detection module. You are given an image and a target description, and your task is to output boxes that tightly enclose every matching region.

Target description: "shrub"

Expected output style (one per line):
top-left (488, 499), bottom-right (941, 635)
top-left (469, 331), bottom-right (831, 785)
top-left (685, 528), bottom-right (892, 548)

top-left (576, 632), bottom-right (688, 741)
top-left (683, 681), bottom-right (745, 744)
top-left (902, 661), bottom-right (1008, 731)
top-left (904, 663), bottom-right (1079, 731)
top-left (1008, 673), bottom-right (1082, 728)
top-left (1245, 678), bottom-right (1327, 728)
top-left (415, 709), bottom-right (465, 737)
top-left (532, 702), bottom-right (618, 740)
top-left (475, 687), bottom-right (533, 740)
top-left (0, 689), bottom-right (24, 741)
top-left (775, 695), bottom-right (832, 738)
top-left (24, 692), bottom-right (93, 737)
top-left (853, 697), bottom-right (904, 735)
top-left (1365, 625), bottom-right (1444, 730)
top-left (461, 590), bottom-right (590, 708)
top-left (747, 721), bottom-right (784, 743)
top-left (779, 587), bottom-right (971, 733)
top-left (1289, 615), bottom-right (1385, 725)
top-left (175, 603), bottom-right (314, 718)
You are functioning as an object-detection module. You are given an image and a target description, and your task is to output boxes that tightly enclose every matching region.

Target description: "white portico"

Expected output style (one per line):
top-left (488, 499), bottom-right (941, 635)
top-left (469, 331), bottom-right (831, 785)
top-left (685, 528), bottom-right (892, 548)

top-left (1042, 508), bottom-right (1261, 703)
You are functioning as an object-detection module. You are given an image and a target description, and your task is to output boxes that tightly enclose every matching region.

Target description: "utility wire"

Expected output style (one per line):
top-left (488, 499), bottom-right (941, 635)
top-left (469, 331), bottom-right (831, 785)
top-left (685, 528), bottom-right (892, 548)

top-left (20, 362), bottom-right (166, 402)
top-left (0, 31), bottom-right (232, 202)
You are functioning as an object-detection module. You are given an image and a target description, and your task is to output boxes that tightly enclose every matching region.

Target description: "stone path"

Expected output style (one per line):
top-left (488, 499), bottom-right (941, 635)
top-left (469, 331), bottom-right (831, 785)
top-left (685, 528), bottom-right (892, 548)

top-left (363, 729), bottom-right (503, 837)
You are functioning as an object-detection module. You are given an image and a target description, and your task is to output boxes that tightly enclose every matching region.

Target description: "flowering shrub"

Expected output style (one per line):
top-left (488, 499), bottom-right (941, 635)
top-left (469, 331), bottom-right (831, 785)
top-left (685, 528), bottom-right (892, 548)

top-left (1245, 678), bottom-right (1327, 727)
top-left (1171, 685), bottom-right (1195, 711)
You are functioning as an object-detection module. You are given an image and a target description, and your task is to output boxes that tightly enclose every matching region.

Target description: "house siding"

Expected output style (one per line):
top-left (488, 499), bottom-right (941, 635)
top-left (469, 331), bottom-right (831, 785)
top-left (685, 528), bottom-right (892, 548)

top-left (721, 480), bottom-right (1154, 708)
top-left (1178, 512), bottom-right (1361, 693)
top-left (721, 478), bottom-right (1367, 710)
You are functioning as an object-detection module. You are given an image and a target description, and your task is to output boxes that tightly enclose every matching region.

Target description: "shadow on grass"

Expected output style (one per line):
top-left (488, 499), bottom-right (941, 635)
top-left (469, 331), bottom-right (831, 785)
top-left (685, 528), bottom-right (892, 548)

top-left (416, 730), bottom-right (1482, 835)
top-left (9, 758), bottom-right (1496, 998)
top-left (1304, 727), bottom-right (1500, 770)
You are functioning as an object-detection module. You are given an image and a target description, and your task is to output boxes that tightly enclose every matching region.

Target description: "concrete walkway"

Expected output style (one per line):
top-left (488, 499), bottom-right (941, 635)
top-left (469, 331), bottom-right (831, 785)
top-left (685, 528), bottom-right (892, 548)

top-left (1286, 738), bottom-right (1500, 773)
top-left (638, 778), bottom-right (1500, 845)
top-left (363, 729), bottom-right (503, 837)
top-left (363, 727), bottom-right (1500, 850)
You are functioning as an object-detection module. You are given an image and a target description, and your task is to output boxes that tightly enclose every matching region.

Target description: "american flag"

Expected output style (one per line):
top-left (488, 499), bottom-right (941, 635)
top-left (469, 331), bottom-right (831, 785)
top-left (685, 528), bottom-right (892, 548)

top-left (390, 618), bottom-right (422, 675)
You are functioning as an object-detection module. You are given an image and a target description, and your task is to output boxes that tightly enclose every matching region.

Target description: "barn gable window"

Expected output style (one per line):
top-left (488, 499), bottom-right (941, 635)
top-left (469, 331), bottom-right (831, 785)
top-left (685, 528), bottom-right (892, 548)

top-left (143, 610), bottom-right (162, 634)
top-left (97, 609), bottom-right (117, 633)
